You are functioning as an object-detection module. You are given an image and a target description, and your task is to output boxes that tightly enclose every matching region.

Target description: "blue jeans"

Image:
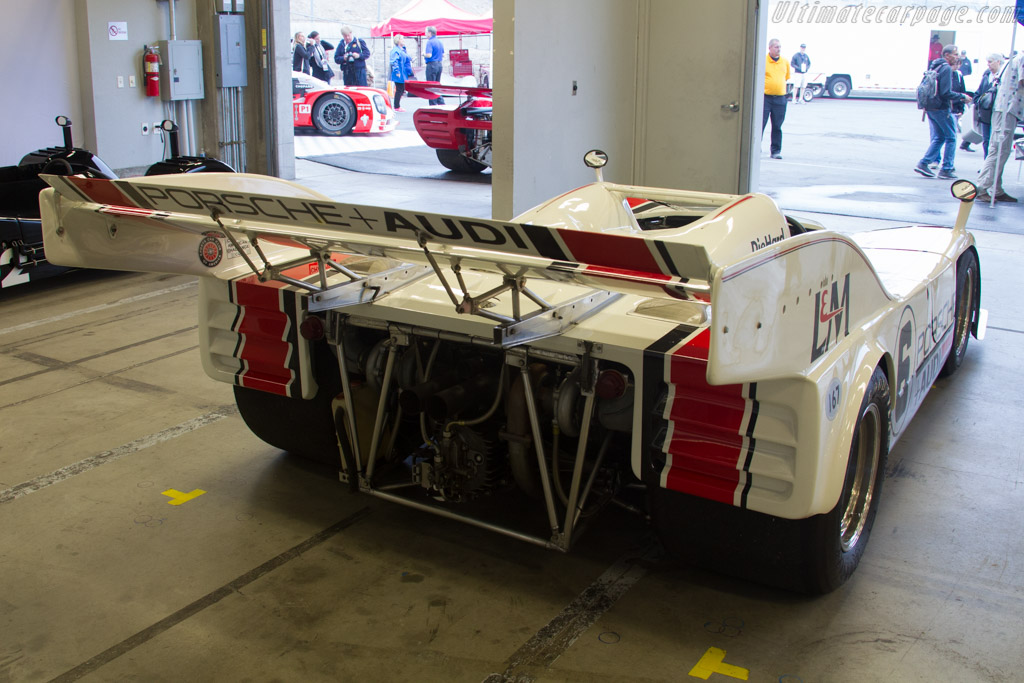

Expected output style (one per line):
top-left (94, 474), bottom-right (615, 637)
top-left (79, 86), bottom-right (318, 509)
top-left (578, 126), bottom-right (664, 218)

top-left (425, 61), bottom-right (445, 105)
top-left (980, 121), bottom-right (992, 157)
top-left (920, 109), bottom-right (957, 171)
top-left (762, 94), bottom-right (788, 155)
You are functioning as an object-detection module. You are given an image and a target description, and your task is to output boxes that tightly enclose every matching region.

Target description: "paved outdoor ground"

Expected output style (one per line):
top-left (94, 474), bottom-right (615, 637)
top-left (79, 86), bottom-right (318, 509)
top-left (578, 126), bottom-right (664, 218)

top-left (762, 96), bottom-right (1022, 233)
top-left (294, 96), bottom-right (1021, 234)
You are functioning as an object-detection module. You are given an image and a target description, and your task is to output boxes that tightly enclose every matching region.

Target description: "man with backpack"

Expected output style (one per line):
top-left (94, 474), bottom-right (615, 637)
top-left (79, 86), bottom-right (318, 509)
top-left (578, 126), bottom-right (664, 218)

top-left (915, 44), bottom-right (970, 179)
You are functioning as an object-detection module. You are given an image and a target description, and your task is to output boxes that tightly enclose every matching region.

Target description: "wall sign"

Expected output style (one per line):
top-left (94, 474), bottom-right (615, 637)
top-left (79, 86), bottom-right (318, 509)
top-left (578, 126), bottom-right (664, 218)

top-left (108, 22), bottom-right (128, 40)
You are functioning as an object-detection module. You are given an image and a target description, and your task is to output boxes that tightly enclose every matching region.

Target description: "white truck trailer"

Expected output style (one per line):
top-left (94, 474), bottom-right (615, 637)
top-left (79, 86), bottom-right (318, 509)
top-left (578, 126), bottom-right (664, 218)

top-left (768, 0), bottom-right (1020, 99)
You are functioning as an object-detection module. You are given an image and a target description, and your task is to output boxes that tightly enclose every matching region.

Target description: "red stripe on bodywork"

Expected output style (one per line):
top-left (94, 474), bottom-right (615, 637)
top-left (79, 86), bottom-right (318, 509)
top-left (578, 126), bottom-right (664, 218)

top-left (584, 264), bottom-right (672, 282)
top-left (67, 176), bottom-right (133, 207)
top-left (233, 279), bottom-right (293, 396)
top-left (557, 230), bottom-right (664, 274)
top-left (662, 328), bottom-right (747, 504)
top-left (708, 194), bottom-right (754, 220)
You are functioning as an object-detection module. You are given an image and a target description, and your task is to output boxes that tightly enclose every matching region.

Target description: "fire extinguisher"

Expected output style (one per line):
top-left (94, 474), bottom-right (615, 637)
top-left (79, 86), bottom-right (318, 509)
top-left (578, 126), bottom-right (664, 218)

top-left (143, 46), bottom-right (160, 97)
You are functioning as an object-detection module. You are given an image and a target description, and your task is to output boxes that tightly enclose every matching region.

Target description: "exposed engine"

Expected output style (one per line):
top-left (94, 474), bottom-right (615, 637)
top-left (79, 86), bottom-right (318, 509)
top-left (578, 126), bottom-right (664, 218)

top-left (464, 113), bottom-right (492, 168)
top-left (332, 326), bottom-right (634, 508)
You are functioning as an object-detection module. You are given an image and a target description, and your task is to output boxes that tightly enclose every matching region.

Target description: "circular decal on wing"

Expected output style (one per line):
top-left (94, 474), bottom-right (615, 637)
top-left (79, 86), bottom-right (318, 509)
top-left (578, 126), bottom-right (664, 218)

top-left (198, 235), bottom-right (223, 268)
top-left (825, 377), bottom-right (841, 421)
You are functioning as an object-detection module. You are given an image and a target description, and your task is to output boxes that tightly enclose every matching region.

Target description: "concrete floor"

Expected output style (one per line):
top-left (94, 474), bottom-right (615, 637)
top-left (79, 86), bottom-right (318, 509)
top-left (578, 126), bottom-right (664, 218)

top-left (2, 149), bottom-right (1024, 682)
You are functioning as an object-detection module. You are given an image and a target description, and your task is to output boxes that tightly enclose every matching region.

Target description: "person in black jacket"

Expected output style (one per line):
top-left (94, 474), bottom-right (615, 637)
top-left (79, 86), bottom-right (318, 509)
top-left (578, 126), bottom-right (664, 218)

top-left (292, 32), bottom-right (311, 74)
top-left (951, 59), bottom-right (970, 150)
top-left (791, 44), bottom-right (811, 103)
top-left (914, 45), bottom-right (970, 179)
top-left (968, 53), bottom-right (1004, 157)
top-left (959, 50), bottom-right (973, 77)
top-left (308, 31), bottom-right (334, 83)
top-left (336, 26), bottom-right (370, 86)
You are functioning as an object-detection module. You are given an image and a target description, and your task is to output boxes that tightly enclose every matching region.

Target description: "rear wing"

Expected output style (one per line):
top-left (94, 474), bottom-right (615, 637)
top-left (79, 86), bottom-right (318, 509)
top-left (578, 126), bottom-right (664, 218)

top-left (404, 80), bottom-right (491, 100)
top-left (40, 173), bottom-right (719, 346)
top-left (41, 173), bottom-right (911, 369)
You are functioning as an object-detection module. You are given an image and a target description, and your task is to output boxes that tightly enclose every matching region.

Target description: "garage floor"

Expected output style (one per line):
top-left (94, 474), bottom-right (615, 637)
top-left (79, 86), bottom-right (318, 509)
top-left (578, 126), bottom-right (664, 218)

top-left (2, 160), bottom-right (1023, 682)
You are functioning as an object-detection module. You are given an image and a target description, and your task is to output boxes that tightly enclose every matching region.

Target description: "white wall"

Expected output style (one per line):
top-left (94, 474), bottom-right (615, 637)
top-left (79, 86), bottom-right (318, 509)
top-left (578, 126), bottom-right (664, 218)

top-left (76, 0), bottom-right (201, 173)
top-left (493, 0), bottom-right (762, 219)
top-left (637, 0), bottom-right (762, 194)
top-left (0, 1), bottom-right (83, 165)
top-left (493, 0), bottom-right (639, 219)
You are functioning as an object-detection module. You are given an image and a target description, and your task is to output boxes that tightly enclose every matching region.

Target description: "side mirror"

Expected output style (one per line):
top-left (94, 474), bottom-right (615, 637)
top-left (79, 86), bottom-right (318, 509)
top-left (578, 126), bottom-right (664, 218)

top-left (160, 120), bottom-right (181, 158)
top-left (951, 179), bottom-right (977, 202)
top-left (55, 115), bottom-right (73, 149)
top-left (951, 179), bottom-right (978, 232)
top-left (584, 149), bottom-right (608, 169)
top-left (584, 149), bottom-right (608, 182)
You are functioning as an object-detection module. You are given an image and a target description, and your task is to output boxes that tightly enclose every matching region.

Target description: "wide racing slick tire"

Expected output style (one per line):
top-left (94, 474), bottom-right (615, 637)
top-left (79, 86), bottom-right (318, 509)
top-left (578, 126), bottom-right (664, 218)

top-left (436, 148), bottom-right (487, 174)
top-left (797, 366), bottom-right (889, 593)
top-left (311, 93), bottom-right (357, 136)
top-left (939, 249), bottom-right (979, 378)
top-left (233, 342), bottom-right (344, 468)
top-left (827, 76), bottom-right (851, 98)
top-left (650, 367), bottom-right (890, 594)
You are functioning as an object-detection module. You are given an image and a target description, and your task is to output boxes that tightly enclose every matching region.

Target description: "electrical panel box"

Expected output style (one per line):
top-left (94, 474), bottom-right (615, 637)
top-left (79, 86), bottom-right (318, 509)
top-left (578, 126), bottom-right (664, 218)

top-left (157, 39), bottom-right (204, 101)
top-left (218, 0), bottom-right (232, 11)
top-left (215, 14), bottom-right (247, 88)
top-left (233, 0), bottom-right (245, 11)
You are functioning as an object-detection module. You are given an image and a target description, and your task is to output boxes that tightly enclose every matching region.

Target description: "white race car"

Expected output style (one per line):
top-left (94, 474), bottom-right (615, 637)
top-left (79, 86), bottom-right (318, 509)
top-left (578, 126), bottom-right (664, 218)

top-left (38, 153), bottom-right (982, 593)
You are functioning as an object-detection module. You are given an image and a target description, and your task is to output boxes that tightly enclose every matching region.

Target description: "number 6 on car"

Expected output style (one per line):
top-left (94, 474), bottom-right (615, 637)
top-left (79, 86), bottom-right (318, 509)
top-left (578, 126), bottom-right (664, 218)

top-left (37, 155), bottom-right (983, 593)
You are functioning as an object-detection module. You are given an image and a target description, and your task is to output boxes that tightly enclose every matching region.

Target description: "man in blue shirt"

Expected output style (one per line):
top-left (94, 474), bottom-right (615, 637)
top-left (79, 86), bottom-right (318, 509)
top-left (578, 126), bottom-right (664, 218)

top-left (424, 25), bottom-right (445, 105)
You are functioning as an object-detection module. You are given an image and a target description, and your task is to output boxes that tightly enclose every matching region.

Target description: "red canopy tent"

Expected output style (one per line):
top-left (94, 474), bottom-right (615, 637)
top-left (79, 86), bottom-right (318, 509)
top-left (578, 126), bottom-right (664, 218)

top-left (370, 0), bottom-right (492, 37)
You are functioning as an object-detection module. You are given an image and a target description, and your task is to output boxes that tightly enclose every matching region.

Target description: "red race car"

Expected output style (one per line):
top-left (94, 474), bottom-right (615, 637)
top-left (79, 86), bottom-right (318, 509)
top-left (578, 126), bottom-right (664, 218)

top-left (404, 81), bottom-right (492, 173)
top-left (292, 71), bottom-right (397, 136)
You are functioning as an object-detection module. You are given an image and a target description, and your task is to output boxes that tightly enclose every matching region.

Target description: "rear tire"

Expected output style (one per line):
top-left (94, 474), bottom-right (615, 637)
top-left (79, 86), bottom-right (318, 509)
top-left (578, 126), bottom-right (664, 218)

top-left (312, 93), bottom-right (356, 136)
top-left (799, 367), bottom-right (889, 592)
top-left (939, 249), bottom-right (979, 378)
top-left (651, 367), bottom-right (890, 594)
top-left (436, 148), bottom-right (487, 173)
top-left (233, 342), bottom-right (343, 467)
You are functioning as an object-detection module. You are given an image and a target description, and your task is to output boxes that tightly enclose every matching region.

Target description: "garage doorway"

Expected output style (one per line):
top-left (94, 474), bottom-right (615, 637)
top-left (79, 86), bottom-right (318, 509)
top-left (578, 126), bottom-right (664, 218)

top-left (758, 1), bottom-right (1022, 233)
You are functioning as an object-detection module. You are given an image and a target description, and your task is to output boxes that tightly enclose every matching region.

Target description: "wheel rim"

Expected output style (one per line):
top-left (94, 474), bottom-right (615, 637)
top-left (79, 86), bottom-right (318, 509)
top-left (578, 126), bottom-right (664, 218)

top-left (321, 101), bottom-right (350, 129)
top-left (840, 403), bottom-right (881, 552)
top-left (953, 266), bottom-right (975, 357)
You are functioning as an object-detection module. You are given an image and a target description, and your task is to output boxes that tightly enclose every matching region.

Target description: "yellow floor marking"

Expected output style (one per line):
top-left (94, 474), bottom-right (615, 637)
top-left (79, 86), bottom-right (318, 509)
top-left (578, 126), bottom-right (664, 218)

top-left (161, 488), bottom-right (207, 505)
top-left (689, 647), bottom-right (749, 680)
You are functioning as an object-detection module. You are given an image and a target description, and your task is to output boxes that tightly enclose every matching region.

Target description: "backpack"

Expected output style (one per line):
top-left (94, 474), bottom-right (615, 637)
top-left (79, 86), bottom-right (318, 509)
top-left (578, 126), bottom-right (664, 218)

top-left (916, 67), bottom-right (940, 110)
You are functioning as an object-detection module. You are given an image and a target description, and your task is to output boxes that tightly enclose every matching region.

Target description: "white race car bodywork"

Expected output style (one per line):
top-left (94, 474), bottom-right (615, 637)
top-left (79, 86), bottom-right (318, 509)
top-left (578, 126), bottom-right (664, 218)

top-left (38, 170), bottom-right (980, 592)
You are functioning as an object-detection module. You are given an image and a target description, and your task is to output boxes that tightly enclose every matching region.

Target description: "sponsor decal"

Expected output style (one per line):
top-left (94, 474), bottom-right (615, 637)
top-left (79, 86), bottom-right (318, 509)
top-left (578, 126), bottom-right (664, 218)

top-left (893, 306), bottom-right (915, 430)
top-left (810, 272), bottom-right (851, 362)
top-left (750, 227), bottom-right (786, 252)
top-left (198, 233), bottom-right (223, 267)
top-left (825, 377), bottom-right (842, 421)
top-left (1, 245), bottom-right (31, 288)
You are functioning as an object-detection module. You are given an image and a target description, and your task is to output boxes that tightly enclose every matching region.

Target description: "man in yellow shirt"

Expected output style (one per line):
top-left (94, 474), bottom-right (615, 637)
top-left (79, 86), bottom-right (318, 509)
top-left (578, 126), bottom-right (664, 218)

top-left (763, 38), bottom-right (790, 159)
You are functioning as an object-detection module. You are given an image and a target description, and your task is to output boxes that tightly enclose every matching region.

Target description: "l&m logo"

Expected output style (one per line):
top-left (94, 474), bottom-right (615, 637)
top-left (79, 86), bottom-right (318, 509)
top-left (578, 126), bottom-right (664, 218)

top-left (811, 273), bottom-right (851, 362)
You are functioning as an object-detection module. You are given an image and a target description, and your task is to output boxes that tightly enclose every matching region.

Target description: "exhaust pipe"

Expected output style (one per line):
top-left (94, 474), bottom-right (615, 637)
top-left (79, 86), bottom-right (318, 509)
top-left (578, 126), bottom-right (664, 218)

top-left (427, 372), bottom-right (498, 422)
top-left (398, 371), bottom-right (459, 414)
